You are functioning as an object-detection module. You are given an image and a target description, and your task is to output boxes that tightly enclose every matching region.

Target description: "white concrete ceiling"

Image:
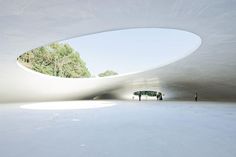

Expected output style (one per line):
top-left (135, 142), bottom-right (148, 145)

top-left (0, 0), bottom-right (236, 102)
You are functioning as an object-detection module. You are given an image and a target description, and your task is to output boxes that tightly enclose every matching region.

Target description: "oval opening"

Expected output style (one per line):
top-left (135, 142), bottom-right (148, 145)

top-left (17, 28), bottom-right (201, 78)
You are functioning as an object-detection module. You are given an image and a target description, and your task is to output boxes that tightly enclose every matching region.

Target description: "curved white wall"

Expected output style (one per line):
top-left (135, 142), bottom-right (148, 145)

top-left (1, 0), bottom-right (236, 102)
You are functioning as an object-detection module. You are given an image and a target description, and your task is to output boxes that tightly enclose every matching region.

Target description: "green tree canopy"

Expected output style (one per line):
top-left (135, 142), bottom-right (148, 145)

top-left (98, 70), bottom-right (118, 77)
top-left (133, 91), bottom-right (158, 97)
top-left (18, 43), bottom-right (91, 78)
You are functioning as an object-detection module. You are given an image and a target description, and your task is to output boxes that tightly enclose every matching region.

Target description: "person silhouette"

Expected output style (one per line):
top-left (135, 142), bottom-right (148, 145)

top-left (195, 92), bottom-right (198, 101)
top-left (156, 92), bottom-right (163, 100)
top-left (138, 92), bottom-right (142, 101)
top-left (159, 92), bottom-right (163, 100)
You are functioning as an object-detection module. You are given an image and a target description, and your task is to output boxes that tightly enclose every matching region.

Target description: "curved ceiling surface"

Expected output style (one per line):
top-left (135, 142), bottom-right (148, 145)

top-left (0, 0), bottom-right (236, 102)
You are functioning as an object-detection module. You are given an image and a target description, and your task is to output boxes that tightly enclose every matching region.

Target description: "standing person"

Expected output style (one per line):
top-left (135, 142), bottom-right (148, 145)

top-left (156, 93), bottom-right (159, 101)
top-left (159, 92), bottom-right (163, 100)
top-left (157, 92), bottom-right (163, 100)
top-left (138, 92), bottom-right (142, 101)
top-left (195, 92), bottom-right (198, 101)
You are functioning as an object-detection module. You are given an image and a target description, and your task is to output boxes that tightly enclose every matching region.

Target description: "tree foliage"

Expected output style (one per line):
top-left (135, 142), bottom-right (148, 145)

top-left (133, 91), bottom-right (158, 97)
top-left (98, 70), bottom-right (118, 77)
top-left (17, 43), bottom-right (91, 78)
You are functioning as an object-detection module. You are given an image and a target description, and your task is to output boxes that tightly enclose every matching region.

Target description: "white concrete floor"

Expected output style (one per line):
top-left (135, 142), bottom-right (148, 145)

top-left (0, 101), bottom-right (236, 157)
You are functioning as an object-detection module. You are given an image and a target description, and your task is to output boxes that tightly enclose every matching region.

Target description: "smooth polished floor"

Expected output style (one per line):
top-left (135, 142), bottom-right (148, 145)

top-left (0, 100), bottom-right (236, 157)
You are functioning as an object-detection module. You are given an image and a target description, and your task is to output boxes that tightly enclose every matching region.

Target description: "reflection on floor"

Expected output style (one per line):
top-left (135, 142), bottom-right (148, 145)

top-left (20, 101), bottom-right (115, 110)
top-left (0, 101), bottom-right (236, 157)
